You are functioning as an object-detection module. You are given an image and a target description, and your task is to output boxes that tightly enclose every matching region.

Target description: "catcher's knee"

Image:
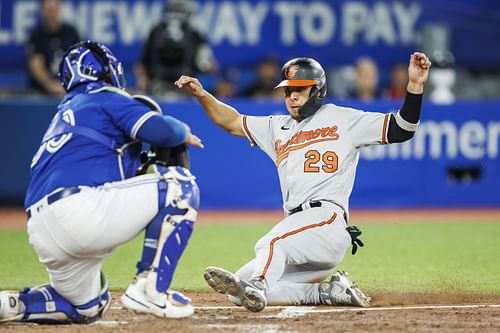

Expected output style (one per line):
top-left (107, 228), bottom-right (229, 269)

top-left (153, 165), bottom-right (200, 216)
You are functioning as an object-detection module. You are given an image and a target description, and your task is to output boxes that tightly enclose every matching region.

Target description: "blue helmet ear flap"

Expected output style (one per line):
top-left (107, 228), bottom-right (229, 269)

top-left (58, 40), bottom-right (126, 92)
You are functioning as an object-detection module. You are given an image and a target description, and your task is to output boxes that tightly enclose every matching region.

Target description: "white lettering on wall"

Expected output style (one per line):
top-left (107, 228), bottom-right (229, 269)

top-left (194, 2), bottom-right (216, 36)
top-left (342, 2), bottom-right (368, 45)
top-left (115, 2), bottom-right (162, 44)
top-left (488, 122), bottom-right (500, 158)
top-left (61, 2), bottom-right (88, 40)
top-left (415, 121), bottom-right (458, 159)
top-left (14, 1), bottom-right (38, 43)
top-left (460, 121), bottom-right (486, 159)
top-left (393, 2), bottom-right (421, 44)
top-left (1, 0), bottom-right (423, 47)
top-left (92, 2), bottom-right (115, 44)
top-left (342, 1), bottom-right (421, 46)
top-left (240, 2), bottom-right (268, 45)
top-left (361, 121), bottom-right (500, 160)
top-left (273, 1), bottom-right (300, 45)
top-left (212, 2), bottom-right (242, 44)
top-left (300, 2), bottom-right (335, 45)
top-left (365, 2), bottom-right (396, 45)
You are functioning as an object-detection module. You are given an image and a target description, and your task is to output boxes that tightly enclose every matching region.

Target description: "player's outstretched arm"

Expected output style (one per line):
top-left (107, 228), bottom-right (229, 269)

top-left (387, 52), bottom-right (432, 143)
top-left (175, 75), bottom-right (245, 137)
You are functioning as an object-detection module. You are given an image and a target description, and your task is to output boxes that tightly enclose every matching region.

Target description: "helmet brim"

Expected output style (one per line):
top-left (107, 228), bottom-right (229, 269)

top-left (274, 79), bottom-right (319, 89)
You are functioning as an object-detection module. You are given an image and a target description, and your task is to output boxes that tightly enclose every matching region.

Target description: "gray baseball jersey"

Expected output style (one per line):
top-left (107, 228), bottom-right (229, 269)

top-left (242, 103), bottom-right (390, 215)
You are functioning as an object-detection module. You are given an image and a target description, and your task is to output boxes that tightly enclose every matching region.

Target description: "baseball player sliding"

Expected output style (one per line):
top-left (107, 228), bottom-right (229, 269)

top-left (0, 41), bottom-right (203, 323)
top-left (176, 52), bottom-right (431, 312)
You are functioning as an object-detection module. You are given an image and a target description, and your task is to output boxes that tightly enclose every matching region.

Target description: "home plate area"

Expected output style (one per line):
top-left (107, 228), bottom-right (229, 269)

top-left (1, 292), bottom-right (500, 333)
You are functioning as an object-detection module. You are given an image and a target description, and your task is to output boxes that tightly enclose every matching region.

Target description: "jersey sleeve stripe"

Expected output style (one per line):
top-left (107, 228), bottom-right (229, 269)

top-left (381, 113), bottom-right (390, 144)
top-left (257, 212), bottom-right (337, 283)
top-left (130, 111), bottom-right (158, 139)
top-left (242, 115), bottom-right (257, 146)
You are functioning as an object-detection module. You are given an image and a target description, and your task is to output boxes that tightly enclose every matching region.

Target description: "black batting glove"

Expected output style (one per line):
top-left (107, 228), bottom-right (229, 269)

top-left (346, 225), bottom-right (365, 255)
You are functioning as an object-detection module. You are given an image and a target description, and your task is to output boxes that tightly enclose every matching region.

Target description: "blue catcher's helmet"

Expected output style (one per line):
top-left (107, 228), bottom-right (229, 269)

top-left (58, 40), bottom-right (126, 91)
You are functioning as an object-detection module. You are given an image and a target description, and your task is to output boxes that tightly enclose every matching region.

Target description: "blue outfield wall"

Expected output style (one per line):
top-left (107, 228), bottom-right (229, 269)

top-left (1, 0), bottom-right (500, 69)
top-left (0, 98), bottom-right (499, 209)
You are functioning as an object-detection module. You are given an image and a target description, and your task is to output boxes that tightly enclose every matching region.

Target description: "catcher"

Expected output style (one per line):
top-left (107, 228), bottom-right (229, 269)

top-left (0, 40), bottom-right (201, 324)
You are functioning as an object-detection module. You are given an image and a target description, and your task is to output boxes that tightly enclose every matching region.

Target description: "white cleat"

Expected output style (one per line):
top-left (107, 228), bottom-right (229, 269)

top-left (204, 266), bottom-right (266, 312)
top-left (0, 291), bottom-right (24, 322)
top-left (319, 271), bottom-right (371, 307)
top-left (120, 277), bottom-right (194, 318)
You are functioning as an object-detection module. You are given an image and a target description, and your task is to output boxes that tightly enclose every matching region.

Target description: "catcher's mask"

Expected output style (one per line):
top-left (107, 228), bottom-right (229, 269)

top-left (275, 57), bottom-right (327, 120)
top-left (58, 40), bottom-right (126, 92)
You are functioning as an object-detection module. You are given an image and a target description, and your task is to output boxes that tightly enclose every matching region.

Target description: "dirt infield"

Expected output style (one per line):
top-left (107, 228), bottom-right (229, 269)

top-left (1, 208), bottom-right (500, 332)
top-left (1, 291), bottom-right (500, 333)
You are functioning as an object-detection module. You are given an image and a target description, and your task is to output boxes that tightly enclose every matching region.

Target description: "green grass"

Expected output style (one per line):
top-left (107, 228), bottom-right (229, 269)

top-left (1, 221), bottom-right (499, 294)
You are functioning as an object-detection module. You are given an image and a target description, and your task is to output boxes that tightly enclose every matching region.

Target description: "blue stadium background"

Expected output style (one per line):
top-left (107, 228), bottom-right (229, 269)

top-left (0, 0), bottom-right (499, 209)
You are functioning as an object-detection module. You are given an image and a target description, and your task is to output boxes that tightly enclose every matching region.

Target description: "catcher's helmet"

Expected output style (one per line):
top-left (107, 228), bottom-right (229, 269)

top-left (58, 40), bottom-right (126, 92)
top-left (275, 57), bottom-right (327, 119)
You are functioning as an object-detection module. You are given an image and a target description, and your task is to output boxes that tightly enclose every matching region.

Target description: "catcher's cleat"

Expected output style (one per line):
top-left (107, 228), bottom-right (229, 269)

top-left (120, 276), bottom-right (194, 318)
top-left (204, 266), bottom-right (266, 313)
top-left (318, 271), bottom-right (371, 307)
top-left (0, 291), bottom-right (24, 322)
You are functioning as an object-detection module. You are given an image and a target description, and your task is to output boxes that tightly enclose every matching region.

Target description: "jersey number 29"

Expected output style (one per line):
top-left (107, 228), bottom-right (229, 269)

top-left (304, 150), bottom-right (338, 173)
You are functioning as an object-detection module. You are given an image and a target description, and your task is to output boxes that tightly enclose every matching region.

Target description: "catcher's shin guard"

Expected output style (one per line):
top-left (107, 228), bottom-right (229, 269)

top-left (1, 273), bottom-right (110, 324)
top-left (136, 166), bottom-right (199, 300)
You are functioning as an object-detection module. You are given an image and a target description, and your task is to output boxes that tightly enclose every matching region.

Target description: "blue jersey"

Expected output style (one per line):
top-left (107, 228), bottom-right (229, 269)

top-left (25, 84), bottom-right (161, 208)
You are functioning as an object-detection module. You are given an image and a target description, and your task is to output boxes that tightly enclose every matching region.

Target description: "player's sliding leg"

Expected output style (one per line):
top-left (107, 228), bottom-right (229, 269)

top-left (121, 166), bottom-right (199, 318)
top-left (206, 202), bottom-right (370, 309)
top-left (223, 262), bottom-right (370, 307)
top-left (0, 272), bottom-right (110, 324)
top-left (204, 266), bottom-right (267, 312)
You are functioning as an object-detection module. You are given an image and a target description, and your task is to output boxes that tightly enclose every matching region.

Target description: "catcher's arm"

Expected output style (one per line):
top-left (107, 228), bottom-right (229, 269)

top-left (133, 95), bottom-right (194, 175)
top-left (133, 95), bottom-right (203, 149)
top-left (175, 75), bottom-right (245, 137)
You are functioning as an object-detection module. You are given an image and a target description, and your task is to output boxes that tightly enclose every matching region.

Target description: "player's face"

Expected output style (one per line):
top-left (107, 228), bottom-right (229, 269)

top-left (284, 86), bottom-right (313, 120)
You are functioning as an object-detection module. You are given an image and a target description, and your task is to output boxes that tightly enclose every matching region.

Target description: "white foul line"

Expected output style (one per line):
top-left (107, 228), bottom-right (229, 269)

top-left (195, 304), bottom-right (500, 312)
top-left (111, 304), bottom-right (500, 313)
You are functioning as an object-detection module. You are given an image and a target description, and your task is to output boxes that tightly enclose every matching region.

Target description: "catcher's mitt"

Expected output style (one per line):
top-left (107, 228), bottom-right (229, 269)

top-left (133, 95), bottom-right (190, 175)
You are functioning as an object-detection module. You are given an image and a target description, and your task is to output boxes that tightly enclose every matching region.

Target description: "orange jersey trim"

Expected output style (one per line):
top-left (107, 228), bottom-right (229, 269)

top-left (242, 115), bottom-right (256, 146)
top-left (276, 152), bottom-right (289, 166)
top-left (275, 137), bottom-right (340, 166)
top-left (258, 212), bottom-right (338, 282)
top-left (275, 79), bottom-right (319, 88)
top-left (382, 113), bottom-right (390, 144)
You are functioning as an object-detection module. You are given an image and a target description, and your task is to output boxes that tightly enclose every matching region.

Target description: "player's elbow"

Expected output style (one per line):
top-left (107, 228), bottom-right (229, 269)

top-left (387, 129), bottom-right (415, 143)
top-left (217, 117), bottom-right (245, 137)
top-left (386, 114), bottom-right (417, 143)
top-left (226, 126), bottom-right (244, 137)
